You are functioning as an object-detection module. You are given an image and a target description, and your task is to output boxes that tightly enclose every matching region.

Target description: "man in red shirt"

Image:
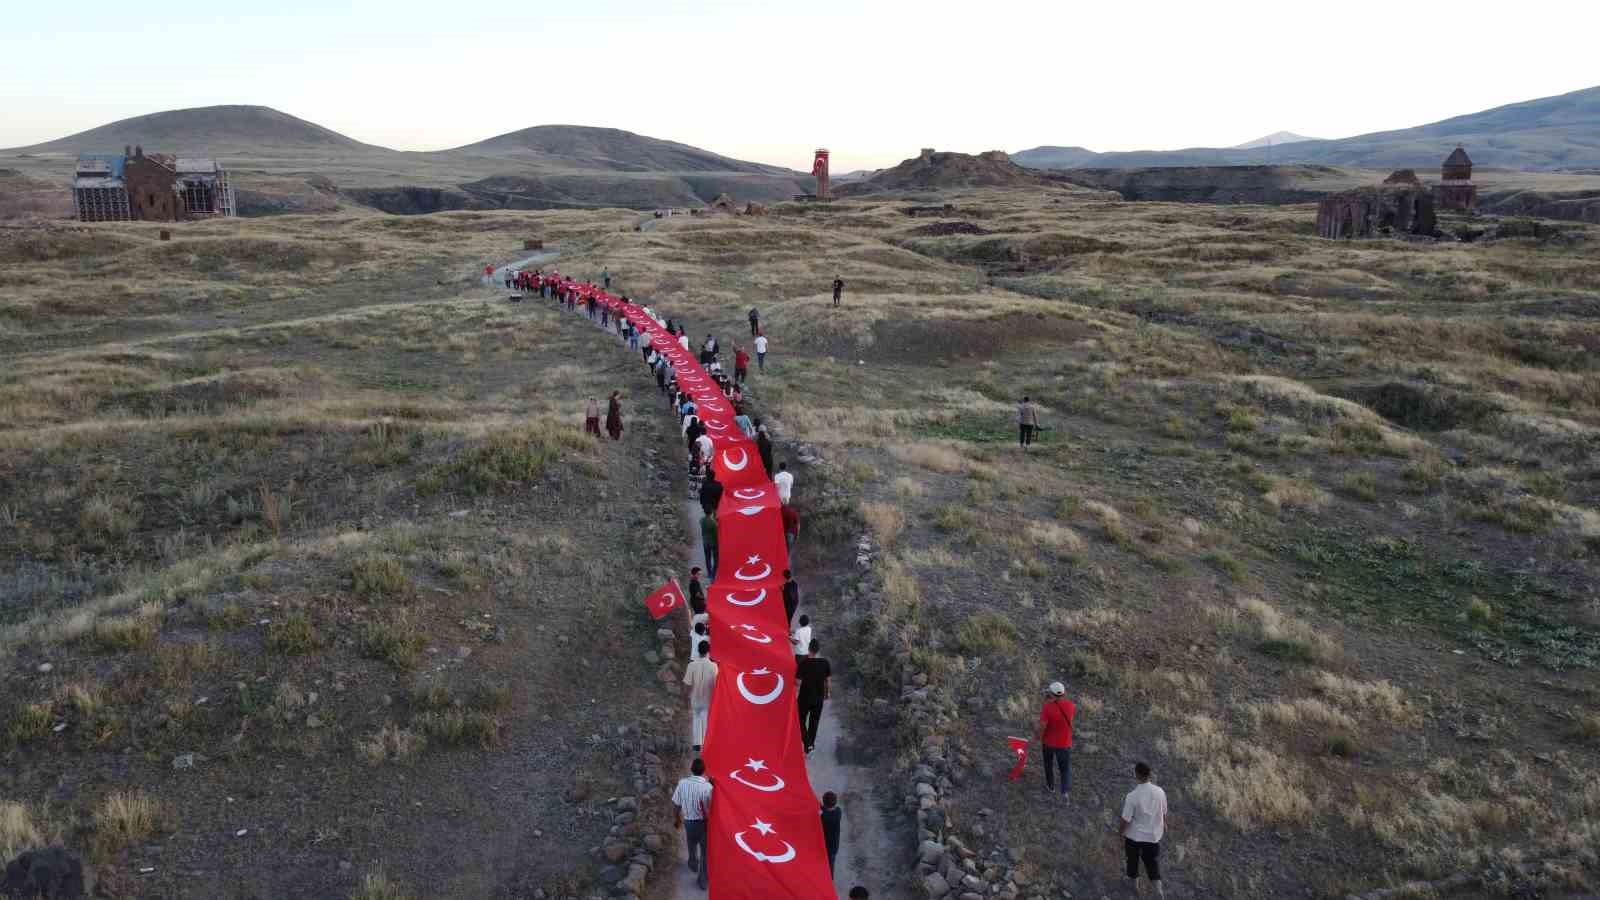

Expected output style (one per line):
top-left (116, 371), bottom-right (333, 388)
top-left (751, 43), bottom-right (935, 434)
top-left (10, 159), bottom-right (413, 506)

top-left (734, 345), bottom-right (750, 386)
top-left (781, 504), bottom-right (800, 554)
top-left (1037, 681), bottom-right (1076, 798)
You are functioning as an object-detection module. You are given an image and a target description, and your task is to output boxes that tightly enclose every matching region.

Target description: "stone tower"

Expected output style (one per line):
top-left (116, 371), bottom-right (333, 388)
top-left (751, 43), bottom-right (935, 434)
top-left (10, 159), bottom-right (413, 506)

top-left (812, 149), bottom-right (831, 201)
top-left (1435, 146), bottom-right (1477, 211)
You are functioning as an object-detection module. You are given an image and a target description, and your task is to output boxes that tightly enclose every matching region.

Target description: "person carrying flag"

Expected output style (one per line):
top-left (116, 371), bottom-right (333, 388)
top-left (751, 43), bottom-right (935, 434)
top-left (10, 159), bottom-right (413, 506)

top-left (1037, 681), bottom-right (1077, 798)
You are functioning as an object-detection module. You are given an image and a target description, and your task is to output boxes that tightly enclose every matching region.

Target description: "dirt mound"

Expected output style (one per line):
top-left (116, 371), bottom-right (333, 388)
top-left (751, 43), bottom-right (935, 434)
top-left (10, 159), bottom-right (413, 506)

top-left (908, 221), bottom-right (992, 236)
top-left (837, 149), bottom-right (1064, 196)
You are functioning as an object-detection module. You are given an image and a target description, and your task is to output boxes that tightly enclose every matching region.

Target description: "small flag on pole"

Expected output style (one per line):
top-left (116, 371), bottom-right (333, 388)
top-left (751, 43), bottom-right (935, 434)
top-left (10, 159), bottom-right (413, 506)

top-left (643, 580), bottom-right (685, 620)
top-left (1006, 736), bottom-right (1029, 781)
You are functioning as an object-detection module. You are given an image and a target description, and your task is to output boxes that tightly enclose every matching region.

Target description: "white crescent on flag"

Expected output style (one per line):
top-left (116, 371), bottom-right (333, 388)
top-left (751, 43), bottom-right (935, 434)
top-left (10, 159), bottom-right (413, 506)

top-left (735, 669), bottom-right (784, 705)
top-left (732, 488), bottom-right (766, 501)
top-left (733, 820), bottom-right (796, 864)
top-left (725, 588), bottom-right (766, 607)
top-left (732, 623), bottom-right (773, 644)
top-left (736, 505), bottom-right (764, 516)
top-left (722, 448), bottom-right (749, 471)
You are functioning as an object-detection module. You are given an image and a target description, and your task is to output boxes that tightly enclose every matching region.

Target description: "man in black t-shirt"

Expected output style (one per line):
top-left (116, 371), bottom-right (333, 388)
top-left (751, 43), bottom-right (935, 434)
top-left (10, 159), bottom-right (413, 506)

top-left (820, 791), bottom-right (842, 874)
top-left (796, 638), bottom-right (830, 754)
top-left (782, 570), bottom-right (800, 626)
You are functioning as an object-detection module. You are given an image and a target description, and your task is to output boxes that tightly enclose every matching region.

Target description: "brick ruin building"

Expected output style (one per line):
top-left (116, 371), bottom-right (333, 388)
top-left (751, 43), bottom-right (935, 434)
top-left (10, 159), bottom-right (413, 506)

top-left (1316, 177), bottom-right (1437, 239)
top-left (73, 145), bottom-right (235, 222)
top-left (811, 148), bottom-right (830, 201)
top-left (1434, 146), bottom-right (1478, 211)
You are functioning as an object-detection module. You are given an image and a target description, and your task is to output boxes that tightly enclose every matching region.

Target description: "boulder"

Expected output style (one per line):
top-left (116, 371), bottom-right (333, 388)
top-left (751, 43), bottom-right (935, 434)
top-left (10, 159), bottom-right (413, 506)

top-left (3, 848), bottom-right (87, 900)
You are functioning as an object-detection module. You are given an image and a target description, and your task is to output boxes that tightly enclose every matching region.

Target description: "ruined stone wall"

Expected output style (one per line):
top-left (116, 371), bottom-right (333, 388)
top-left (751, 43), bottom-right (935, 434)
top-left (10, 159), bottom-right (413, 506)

top-left (123, 156), bottom-right (182, 222)
top-left (1317, 186), bottom-right (1436, 239)
top-left (1435, 182), bottom-right (1478, 211)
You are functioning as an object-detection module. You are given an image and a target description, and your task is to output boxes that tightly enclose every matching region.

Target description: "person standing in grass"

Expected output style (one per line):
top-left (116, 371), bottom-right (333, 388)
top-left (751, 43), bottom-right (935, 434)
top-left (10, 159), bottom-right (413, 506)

top-left (1018, 396), bottom-right (1040, 448)
top-left (820, 791), bottom-right (843, 875)
top-left (683, 642), bottom-right (717, 751)
top-left (832, 276), bottom-right (844, 307)
top-left (1120, 761), bottom-right (1168, 898)
top-left (795, 638), bottom-right (830, 754)
top-left (734, 344), bottom-right (750, 386)
top-left (748, 307), bottom-right (760, 336)
top-left (672, 758), bottom-right (713, 889)
top-left (606, 391), bottom-right (624, 441)
top-left (602, 267), bottom-right (611, 291)
top-left (700, 511), bottom-right (719, 580)
top-left (753, 332), bottom-right (768, 371)
top-left (1037, 681), bottom-right (1076, 798)
top-left (584, 397), bottom-right (601, 438)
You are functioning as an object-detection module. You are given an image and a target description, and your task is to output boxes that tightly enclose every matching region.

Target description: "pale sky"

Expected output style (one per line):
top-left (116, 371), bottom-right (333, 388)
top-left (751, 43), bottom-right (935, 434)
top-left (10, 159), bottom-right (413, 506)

top-left (1, 0), bottom-right (1595, 172)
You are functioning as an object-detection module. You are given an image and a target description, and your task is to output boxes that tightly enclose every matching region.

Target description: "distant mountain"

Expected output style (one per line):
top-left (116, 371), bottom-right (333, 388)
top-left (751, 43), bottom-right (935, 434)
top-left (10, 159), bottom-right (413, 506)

top-left (5, 105), bottom-right (385, 156)
top-left (1013, 85), bottom-right (1600, 171)
top-left (836, 149), bottom-right (1076, 197)
top-left (446, 125), bottom-right (797, 176)
top-left (1232, 131), bottom-right (1320, 150)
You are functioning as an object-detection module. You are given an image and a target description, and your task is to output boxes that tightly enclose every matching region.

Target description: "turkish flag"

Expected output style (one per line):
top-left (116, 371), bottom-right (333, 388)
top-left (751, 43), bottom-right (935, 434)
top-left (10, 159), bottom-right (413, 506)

top-left (1007, 736), bottom-right (1029, 781)
top-left (642, 579), bottom-right (685, 620)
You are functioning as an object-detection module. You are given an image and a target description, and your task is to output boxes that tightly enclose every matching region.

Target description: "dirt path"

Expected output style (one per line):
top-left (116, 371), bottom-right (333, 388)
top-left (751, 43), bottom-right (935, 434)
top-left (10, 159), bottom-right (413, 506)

top-left (667, 498), bottom-right (902, 899)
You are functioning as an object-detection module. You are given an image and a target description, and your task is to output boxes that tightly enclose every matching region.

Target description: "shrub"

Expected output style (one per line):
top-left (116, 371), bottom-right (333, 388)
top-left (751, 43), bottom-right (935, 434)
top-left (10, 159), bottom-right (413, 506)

top-left (354, 723), bottom-right (426, 766)
top-left (416, 709), bottom-right (500, 749)
top-left (89, 616), bottom-right (158, 653)
top-left (91, 789), bottom-right (172, 859)
top-left (859, 502), bottom-right (905, 547)
top-left (350, 554), bottom-right (409, 600)
top-left (267, 611), bottom-right (324, 655)
top-left (361, 609), bottom-right (427, 670)
top-left (351, 871), bottom-right (416, 900)
top-left (5, 701), bottom-right (54, 747)
top-left (955, 612), bottom-right (1018, 655)
top-left (1339, 471), bottom-right (1379, 502)
top-left (1257, 639), bottom-right (1315, 663)
top-left (0, 801), bottom-right (53, 860)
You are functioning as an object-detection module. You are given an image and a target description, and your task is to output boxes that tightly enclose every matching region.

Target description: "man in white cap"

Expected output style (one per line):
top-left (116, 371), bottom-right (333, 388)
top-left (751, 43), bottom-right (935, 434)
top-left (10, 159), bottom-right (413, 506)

top-left (1036, 681), bottom-right (1077, 798)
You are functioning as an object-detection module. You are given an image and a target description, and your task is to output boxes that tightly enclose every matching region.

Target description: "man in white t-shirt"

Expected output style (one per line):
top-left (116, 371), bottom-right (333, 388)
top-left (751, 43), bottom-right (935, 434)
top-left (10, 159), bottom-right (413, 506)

top-left (753, 333), bottom-right (768, 371)
top-left (1119, 761), bottom-right (1168, 896)
top-left (773, 461), bottom-right (793, 505)
top-left (790, 614), bottom-right (812, 660)
top-left (678, 332), bottom-right (691, 351)
top-left (671, 758), bottom-right (714, 889)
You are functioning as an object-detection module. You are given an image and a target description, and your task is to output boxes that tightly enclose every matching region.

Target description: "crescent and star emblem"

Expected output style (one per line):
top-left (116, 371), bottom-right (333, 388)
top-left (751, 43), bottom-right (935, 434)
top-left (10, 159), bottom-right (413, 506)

top-left (729, 759), bottom-right (786, 793)
top-left (725, 588), bottom-right (766, 607)
top-left (659, 592), bottom-right (677, 609)
top-left (733, 555), bottom-right (772, 581)
top-left (733, 820), bottom-right (796, 864)
top-left (733, 623), bottom-right (773, 644)
top-left (736, 668), bottom-right (784, 705)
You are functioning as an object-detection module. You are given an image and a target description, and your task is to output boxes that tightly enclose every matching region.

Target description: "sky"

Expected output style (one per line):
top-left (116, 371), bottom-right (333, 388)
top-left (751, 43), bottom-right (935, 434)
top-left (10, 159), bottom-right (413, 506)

top-left (1, 0), bottom-right (1597, 172)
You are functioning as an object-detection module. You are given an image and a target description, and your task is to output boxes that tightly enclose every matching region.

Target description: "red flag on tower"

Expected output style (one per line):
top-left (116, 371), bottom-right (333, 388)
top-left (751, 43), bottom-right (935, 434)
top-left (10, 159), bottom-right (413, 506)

top-left (642, 579), bottom-right (686, 620)
top-left (1006, 736), bottom-right (1029, 781)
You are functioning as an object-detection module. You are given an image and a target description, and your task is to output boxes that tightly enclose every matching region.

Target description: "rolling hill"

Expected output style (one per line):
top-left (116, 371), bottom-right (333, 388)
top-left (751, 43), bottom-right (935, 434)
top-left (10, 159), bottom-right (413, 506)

top-left (2, 106), bottom-right (811, 214)
top-left (1014, 85), bottom-right (1600, 171)
top-left (1232, 131), bottom-right (1320, 150)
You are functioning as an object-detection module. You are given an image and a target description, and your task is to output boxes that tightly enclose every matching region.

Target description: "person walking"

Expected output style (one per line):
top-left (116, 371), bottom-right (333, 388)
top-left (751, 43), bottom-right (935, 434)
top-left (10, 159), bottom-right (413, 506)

top-left (1037, 681), bottom-right (1077, 798)
top-left (820, 792), bottom-right (842, 875)
top-left (795, 638), bottom-right (830, 755)
top-left (700, 511), bottom-right (719, 581)
top-left (734, 411), bottom-right (756, 439)
top-left (734, 345), bottom-right (750, 386)
top-left (757, 425), bottom-right (775, 478)
top-left (782, 503), bottom-right (800, 554)
top-left (774, 461), bottom-right (794, 505)
top-left (748, 307), bottom-right (760, 336)
top-left (584, 397), bottom-right (601, 438)
top-left (698, 469), bottom-right (723, 517)
top-left (753, 333), bottom-right (768, 371)
top-left (602, 267), bottom-right (611, 291)
top-left (483, 263), bottom-right (494, 286)
top-left (1018, 396), bottom-right (1040, 448)
top-left (782, 570), bottom-right (800, 625)
top-left (1120, 762), bottom-right (1168, 898)
top-left (606, 391), bottom-right (624, 441)
top-left (671, 759), bottom-right (714, 890)
top-left (683, 643), bottom-right (718, 751)
top-left (831, 276), bottom-right (844, 307)
top-left (790, 614), bottom-right (812, 663)
top-left (687, 567), bottom-right (707, 617)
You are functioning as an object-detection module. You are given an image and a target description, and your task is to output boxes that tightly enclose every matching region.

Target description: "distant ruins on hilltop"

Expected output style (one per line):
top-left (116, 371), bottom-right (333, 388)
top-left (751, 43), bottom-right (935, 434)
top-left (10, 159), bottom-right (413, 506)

top-left (1434, 146), bottom-right (1478, 211)
top-left (1316, 147), bottom-right (1476, 239)
top-left (73, 146), bottom-right (235, 222)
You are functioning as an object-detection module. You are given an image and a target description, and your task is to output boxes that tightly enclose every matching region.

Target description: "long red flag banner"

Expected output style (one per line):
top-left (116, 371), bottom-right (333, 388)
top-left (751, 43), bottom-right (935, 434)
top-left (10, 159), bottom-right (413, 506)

top-left (544, 273), bottom-right (832, 898)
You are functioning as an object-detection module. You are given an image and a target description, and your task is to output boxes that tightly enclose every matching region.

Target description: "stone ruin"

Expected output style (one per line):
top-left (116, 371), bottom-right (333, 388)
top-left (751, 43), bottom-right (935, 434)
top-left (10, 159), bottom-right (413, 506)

top-left (743, 202), bottom-right (768, 216)
top-left (706, 193), bottom-right (739, 214)
top-left (1316, 172), bottom-right (1437, 239)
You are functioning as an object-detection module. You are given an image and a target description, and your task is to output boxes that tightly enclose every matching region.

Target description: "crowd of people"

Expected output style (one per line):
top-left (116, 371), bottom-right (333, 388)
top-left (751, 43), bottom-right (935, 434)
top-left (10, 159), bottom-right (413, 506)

top-left (516, 263), bottom-right (1168, 898)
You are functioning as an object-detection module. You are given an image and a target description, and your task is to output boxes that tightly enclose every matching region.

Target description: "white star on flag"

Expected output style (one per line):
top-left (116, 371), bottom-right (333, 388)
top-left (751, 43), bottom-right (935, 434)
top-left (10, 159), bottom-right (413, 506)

top-left (745, 554), bottom-right (762, 565)
top-left (752, 819), bottom-right (775, 836)
top-left (746, 758), bottom-right (767, 772)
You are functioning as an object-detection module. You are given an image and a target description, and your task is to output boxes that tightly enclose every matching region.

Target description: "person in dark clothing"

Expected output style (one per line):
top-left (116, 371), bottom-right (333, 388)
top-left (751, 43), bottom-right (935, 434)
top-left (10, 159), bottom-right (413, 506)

top-left (796, 639), bottom-right (830, 754)
top-left (700, 512), bottom-right (719, 581)
top-left (782, 570), bottom-right (800, 625)
top-left (748, 307), bottom-right (760, 336)
top-left (698, 470), bottom-right (723, 517)
top-left (831, 277), bottom-right (844, 307)
top-left (757, 426), bottom-right (775, 479)
top-left (849, 889), bottom-right (869, 900)
top-left (820, 792), bottom-right (842, 875)
top-left (687, 567), bottom-right (706, 615)
top-left (605, 391), bottom-right (624, 441)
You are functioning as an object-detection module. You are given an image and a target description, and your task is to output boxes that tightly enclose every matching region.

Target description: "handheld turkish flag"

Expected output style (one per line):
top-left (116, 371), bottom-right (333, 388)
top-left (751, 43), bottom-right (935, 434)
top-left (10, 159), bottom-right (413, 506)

top-left (643, 580), bottom-right (685, 620)
top-left (1007, 737), bottom-right (1029, 781)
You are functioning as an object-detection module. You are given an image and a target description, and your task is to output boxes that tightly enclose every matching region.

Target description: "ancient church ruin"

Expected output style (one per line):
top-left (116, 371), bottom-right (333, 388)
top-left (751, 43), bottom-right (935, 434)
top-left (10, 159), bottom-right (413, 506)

top-left (73, 146), bottom-right (235, 223)
top-left (1433, 146), bottom-right (1477, 211)
top-left (1316, 180), bottom-right (1437, 239)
